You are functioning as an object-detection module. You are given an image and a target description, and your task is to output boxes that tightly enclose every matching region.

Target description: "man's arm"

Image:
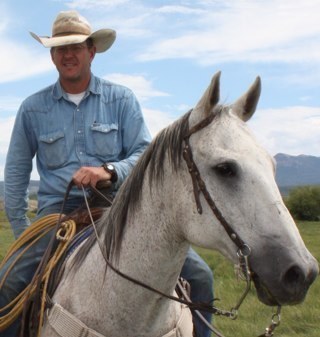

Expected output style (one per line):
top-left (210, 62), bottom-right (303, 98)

top-left (4, 106), bottom-right (34, 239)
top-left (111, 90), bottom-right (151, 187)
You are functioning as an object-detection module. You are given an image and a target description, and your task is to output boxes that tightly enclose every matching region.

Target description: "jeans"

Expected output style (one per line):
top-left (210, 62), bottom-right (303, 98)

top-left (1, 206), bottom-right (214, 337)
top-left (181, 247), bottom-right (214, 337)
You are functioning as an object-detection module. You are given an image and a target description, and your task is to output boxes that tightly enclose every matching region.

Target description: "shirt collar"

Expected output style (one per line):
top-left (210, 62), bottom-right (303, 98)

top-left (52, 73), bottom-right (100, 100)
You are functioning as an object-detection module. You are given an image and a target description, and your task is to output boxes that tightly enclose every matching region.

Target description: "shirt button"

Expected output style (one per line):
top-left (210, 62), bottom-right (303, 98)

top-left (78, 130), bottom-right (81, 133)
top-left (79, 151), bottom-right (83, 155)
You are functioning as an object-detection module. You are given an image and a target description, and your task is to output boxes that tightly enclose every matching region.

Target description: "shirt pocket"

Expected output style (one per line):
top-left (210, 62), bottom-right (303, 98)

top-left (87, 123), bottom-right (120, 157)
top-left (39, 130), bottom-right (68, 169)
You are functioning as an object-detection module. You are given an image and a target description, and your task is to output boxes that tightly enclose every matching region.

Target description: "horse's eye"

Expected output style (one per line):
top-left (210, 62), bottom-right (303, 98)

top-left (214, 162), bottom-right (237, 177)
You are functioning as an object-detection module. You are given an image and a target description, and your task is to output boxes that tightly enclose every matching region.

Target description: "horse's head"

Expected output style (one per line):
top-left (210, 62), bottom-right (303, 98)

top-left (182, 72), bottom-right (319, 306)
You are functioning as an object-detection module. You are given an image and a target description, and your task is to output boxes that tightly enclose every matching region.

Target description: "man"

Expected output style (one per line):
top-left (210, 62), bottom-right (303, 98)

top-left (1, 10), bottom-right (213, 337)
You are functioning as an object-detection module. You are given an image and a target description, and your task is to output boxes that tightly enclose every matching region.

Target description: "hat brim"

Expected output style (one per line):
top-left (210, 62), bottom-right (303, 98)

top-left (30, 28), bottom-right (116, 53)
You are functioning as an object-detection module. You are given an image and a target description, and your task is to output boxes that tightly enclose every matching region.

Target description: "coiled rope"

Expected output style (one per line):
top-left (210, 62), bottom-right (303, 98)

top-left (0, 214), bottom-right (77, 335)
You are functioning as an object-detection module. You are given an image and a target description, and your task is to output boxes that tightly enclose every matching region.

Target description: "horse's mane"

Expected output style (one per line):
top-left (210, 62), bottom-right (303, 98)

top-left (72, 111), bottom-right (191, 267)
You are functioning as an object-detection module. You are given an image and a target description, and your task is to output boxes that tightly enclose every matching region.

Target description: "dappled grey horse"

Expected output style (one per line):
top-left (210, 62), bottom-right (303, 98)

top-left (41, 72), bottom-right (319, 337)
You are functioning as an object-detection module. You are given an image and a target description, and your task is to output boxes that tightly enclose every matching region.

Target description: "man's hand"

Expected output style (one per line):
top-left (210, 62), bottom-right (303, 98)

top-left (72, 166), bottom-right (111, 189)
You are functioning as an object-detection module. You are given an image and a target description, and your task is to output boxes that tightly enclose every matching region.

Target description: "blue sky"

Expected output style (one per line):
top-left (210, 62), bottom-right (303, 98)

top-left (0, 0), bottom-right (320, 180)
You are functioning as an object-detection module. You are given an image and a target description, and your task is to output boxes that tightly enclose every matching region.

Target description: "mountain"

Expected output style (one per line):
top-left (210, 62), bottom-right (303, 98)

top-left (274, 153), bottom-right (320, 188)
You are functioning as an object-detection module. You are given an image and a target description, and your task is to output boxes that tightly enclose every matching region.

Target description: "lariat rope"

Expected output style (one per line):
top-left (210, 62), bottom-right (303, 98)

top-left (0, 214), bottom-right (77, 335)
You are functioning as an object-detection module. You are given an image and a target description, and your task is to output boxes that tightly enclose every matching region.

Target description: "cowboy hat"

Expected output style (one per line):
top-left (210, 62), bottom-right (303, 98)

top-left (30, 10), bottom-right (116, 53)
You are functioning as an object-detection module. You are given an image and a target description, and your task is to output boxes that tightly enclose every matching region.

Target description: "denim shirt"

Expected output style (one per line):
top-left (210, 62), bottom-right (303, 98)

top-left (4, 74), bottom-right (151, 238)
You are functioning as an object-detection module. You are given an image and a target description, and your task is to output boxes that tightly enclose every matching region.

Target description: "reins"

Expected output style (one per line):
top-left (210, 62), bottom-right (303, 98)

top-left (81, 185), bottom-right (225, 317)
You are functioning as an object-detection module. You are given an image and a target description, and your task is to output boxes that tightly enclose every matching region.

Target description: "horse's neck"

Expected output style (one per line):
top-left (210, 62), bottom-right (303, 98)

top-left (50, 176), bottom-right (189, 337)
top-left (117, 202), bottom-right (188, 293)
top-left (102, 206), bottom-right (188, 335)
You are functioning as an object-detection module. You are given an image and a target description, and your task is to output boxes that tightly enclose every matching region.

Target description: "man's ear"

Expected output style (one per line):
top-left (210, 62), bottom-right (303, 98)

top-left (50, 48), bottom-right (56, 65)
top-left (89, 46), bottom-right (97, 62)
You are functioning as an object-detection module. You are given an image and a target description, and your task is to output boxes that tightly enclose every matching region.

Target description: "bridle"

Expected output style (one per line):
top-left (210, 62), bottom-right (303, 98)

top-left (183, 109), bottom-right (247, 251)
top-left (182, 109), bottom-right (281, 336)
top-left (78, 109), bottom-right (282, 337)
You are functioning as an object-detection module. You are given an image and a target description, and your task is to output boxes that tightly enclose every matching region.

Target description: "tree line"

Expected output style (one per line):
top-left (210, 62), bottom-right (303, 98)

top-left (284, 185), bottom-right (320, 221)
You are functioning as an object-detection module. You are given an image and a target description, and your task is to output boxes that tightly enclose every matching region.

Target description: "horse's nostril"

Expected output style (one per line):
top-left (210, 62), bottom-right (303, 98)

top-left (283, 265), bottom-right (304, 287)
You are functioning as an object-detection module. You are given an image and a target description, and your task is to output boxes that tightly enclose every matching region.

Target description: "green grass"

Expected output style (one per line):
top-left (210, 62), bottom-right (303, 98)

top-left (0, 210), bottom-right (35, 260)
top-left (0, 211), bottom-right (15, 261)
top-left (0, 211), bottom-right (319, 336)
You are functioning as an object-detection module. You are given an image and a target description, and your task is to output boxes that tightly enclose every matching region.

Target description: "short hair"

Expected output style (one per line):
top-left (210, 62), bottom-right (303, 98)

top-left (86, 38), bottom-right (94, 48)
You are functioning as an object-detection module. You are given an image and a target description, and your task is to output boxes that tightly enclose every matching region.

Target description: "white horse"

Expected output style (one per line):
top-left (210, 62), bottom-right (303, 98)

top-left (40, 72), bottom-right (319, 337)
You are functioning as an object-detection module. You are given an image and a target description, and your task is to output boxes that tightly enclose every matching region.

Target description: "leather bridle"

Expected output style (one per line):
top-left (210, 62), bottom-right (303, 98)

top-left (182, 110), bottom-right (282, 337)
top-left (183, 110), bottom-right (247, 251)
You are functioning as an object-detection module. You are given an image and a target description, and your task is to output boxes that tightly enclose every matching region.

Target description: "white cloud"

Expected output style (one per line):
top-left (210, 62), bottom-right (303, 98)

top-left (0, 40), bottom-right (53, 83)
top-left (66, 0), bottom-right (129, 9)
top-left (104, 73), bottom-right (174, 135)
top-left (0, 116), bottom-right (14, 156)
top-left (249, 106), bottom-right (320, 156)
top-left (1, 0), bottom-right (319, 85)
top-left (135, 1), bottom-right (320, 65)
top-left (104, 73), bottom-right (170, 102)
top-left (143, 107), bottom-right (174, 137)
top-left (0, 6), bottom-right (53, 84)
top-left (0, 96), bottom-right (22, 113)
top-left (0, 116), bottom-right (15, 180)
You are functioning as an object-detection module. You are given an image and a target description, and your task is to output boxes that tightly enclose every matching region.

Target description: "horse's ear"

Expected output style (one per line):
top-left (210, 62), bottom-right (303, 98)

top-left (190, 71), bottom-right (221, 124)
top-left (232, 76), bottom-right (261, 122)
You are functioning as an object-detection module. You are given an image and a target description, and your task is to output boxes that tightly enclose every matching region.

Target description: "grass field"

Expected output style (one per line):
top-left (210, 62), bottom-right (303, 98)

top-left (0, 211), bottom-right (319, 337)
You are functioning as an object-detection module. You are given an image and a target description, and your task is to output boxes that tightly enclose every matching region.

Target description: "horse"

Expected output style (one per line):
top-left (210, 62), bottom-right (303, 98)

top-left (40, 72), bottom-right (319, 337)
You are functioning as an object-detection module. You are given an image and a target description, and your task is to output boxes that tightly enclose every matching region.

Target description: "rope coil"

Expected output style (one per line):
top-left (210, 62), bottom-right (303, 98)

top-left (0, 214), bottom-right (77, 335)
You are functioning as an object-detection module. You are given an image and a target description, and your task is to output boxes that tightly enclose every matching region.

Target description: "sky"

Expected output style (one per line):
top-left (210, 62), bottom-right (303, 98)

top-left (0, 0), bottom-right (320, 180)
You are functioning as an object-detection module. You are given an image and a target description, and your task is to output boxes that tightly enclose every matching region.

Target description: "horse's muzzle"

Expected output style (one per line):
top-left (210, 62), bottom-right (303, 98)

top-left (251, 258), bottom-right (319, 306)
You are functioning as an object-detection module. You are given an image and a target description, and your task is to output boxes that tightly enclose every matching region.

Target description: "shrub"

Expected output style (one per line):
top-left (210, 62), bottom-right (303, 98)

top-left (285, 186), bottom-right (320, 221)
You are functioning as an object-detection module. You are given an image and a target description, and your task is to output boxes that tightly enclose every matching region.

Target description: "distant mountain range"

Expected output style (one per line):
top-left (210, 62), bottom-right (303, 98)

top-left (1, 154), bottom-right (320, 200)
top-left (274, 153), bottom-right (320, 188)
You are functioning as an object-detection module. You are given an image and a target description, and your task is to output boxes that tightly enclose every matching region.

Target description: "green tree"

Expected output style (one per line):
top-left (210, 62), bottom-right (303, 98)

top-left (285, 185), bottom-right (320, 221)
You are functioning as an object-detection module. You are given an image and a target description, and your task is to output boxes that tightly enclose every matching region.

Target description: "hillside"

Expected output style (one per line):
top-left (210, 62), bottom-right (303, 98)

top-left (275, 153), bottom-right (320, 187)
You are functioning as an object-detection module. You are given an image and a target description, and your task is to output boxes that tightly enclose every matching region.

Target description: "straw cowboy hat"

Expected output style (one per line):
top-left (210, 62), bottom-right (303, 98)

top-left (30, 10), bottom-right (116, 53)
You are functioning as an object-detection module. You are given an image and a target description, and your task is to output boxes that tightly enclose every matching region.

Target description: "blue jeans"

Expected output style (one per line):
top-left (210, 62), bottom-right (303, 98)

top-left (181, 247), bottom-right (214, 337)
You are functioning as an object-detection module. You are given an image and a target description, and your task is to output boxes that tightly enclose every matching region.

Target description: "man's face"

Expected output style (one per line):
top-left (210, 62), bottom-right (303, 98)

top-left (51, 42), bottom-right (96, 85)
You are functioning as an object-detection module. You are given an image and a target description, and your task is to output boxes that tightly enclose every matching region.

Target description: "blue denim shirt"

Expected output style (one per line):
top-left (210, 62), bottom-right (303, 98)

top-left (4, 74), bottom-right (151, 238)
